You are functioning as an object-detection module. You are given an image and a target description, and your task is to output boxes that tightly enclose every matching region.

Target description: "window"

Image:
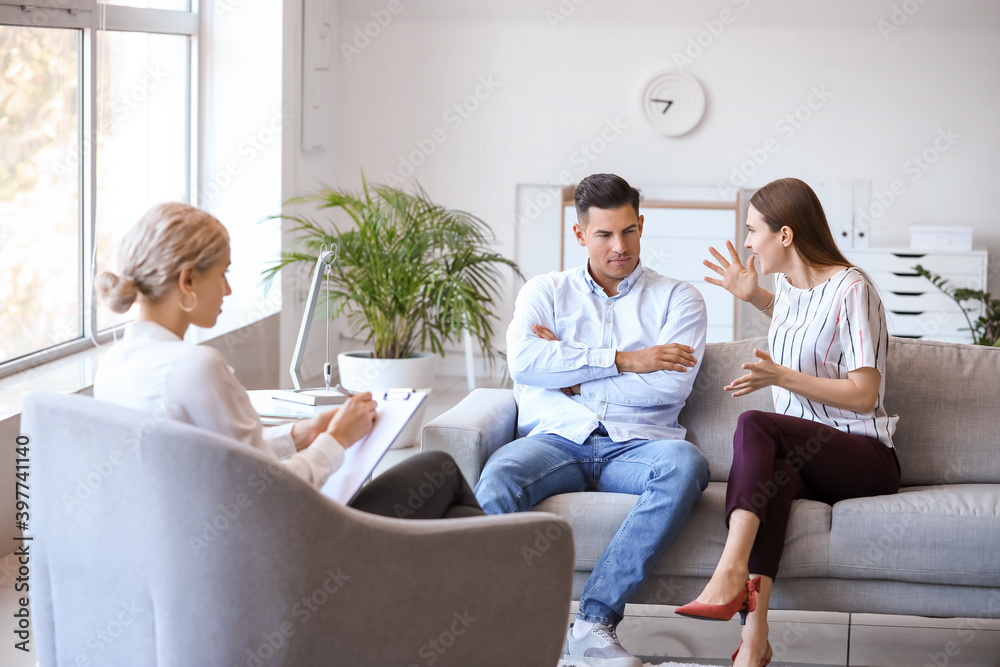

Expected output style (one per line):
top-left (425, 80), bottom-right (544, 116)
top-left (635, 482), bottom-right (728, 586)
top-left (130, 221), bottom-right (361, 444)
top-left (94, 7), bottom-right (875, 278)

top-left (95, 29), bottom-right (191, 332)
top-left (0, 26), bottom-right (81, 364)
top-left (0, 1), bottom-right (198, 372)
top-left (1, 1), bottom-right (284, 379)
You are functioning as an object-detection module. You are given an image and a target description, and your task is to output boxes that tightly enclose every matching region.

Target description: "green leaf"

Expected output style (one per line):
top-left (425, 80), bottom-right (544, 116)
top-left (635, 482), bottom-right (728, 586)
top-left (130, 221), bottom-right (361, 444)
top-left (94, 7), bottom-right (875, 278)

top-left (265, 175), bottom-right (523, 358)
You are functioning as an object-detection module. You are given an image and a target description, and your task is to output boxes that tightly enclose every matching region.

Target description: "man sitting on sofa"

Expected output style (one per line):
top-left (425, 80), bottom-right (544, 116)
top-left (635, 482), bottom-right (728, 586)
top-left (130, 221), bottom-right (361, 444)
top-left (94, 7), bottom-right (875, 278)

top-left (475, 173), bottom-right (711, 667)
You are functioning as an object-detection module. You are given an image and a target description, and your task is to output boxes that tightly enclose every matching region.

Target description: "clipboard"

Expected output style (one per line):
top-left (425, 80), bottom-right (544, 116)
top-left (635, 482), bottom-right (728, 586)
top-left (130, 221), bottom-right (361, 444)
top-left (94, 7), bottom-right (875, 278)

top-left (320, 390), bottom-right (427, 505)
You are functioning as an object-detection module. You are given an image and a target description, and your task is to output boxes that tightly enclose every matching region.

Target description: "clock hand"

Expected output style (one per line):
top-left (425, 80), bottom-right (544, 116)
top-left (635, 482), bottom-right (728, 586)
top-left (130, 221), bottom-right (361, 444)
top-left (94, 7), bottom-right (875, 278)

top-left (651, 98), bottom-right (674, 114)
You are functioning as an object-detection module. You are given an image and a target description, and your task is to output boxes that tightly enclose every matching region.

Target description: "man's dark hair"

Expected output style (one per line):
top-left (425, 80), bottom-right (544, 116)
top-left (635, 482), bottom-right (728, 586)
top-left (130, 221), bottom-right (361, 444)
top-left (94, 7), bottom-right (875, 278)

top-left (574, 173), bottom-right (640, 226)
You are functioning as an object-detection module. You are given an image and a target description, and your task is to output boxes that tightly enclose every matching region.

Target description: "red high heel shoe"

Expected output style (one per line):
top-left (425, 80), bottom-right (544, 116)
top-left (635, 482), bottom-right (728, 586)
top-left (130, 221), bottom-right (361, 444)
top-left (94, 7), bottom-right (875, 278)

top-left (675, 576), bottom-right (761, 625)
top-left (731, 639), bottom-right (772, 667)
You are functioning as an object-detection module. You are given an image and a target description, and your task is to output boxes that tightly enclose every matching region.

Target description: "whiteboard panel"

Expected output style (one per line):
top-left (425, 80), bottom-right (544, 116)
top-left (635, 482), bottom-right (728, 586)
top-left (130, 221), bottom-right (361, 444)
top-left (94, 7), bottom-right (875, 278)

top-left (560, 203), bottom-right (738, 341)
top-left (515, 185), bottom-right (564, 279)
top-left (640, 207), bottom-right (736, 239)
top-left (689, 281), bottom-right (735, 326)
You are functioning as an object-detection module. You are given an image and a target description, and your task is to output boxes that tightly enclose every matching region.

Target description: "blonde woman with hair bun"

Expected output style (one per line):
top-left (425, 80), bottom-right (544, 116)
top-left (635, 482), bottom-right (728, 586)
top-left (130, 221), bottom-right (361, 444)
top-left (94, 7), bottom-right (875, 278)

top-left (94, 203), bottom-right (484, 518)
top-left (95, 203), bottom-right (232, 324)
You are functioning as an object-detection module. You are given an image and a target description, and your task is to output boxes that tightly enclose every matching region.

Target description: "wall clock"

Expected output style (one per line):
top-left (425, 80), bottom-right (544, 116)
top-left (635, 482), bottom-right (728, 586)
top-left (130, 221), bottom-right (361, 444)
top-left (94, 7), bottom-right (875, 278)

top-left (640, 71), bottom-right (706, 137)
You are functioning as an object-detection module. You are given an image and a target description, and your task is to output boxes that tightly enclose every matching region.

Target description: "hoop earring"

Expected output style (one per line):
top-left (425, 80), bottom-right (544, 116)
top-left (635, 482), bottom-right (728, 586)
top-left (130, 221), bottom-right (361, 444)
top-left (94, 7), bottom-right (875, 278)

top-left (179, 291), bottom-right (198, 313)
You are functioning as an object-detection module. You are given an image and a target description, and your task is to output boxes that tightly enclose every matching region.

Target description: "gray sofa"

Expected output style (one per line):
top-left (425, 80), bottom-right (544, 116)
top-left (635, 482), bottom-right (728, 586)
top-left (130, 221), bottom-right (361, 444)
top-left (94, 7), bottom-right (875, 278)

top-left (23, 392), bottom-right (574, 667)
top-left (423, 336), bottom-right (1000, 619)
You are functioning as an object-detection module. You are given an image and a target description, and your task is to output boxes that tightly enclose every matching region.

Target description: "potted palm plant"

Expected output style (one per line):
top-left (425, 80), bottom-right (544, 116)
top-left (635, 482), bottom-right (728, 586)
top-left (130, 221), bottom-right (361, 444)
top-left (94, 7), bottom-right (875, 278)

top-left (264, 176), bottom-right (522, 397)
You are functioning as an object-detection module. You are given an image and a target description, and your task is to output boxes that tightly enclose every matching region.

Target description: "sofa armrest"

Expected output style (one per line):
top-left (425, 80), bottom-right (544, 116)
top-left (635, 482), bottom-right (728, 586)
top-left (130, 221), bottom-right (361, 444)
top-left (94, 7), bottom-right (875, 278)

top-left (421, 388), bottom-right (518, 486)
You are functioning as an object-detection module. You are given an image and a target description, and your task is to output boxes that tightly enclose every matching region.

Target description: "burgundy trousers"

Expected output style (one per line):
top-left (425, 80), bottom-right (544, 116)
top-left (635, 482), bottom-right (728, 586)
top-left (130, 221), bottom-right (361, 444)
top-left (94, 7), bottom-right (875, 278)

top-left (725, 410), bottom-right (900, 580)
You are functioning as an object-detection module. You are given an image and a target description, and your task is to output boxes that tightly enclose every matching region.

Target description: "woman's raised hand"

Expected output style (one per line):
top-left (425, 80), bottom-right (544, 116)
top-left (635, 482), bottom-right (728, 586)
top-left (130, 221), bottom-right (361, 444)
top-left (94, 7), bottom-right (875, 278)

top-left (703, 240), bottom-right (759, 303)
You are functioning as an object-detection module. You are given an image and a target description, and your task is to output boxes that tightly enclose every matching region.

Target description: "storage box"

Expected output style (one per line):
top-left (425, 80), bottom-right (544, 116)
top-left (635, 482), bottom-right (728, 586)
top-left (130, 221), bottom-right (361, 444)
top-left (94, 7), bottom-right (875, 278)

top-left (909, 225), bottom-right (973, 251)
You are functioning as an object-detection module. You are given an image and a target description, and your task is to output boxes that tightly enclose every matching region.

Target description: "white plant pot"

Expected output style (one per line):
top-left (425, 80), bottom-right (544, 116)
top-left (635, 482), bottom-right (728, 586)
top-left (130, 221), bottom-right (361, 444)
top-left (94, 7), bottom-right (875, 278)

top-left (337, 351), bottom-right (438, 391)
top-left (337, 351), bottom-right (438, 448)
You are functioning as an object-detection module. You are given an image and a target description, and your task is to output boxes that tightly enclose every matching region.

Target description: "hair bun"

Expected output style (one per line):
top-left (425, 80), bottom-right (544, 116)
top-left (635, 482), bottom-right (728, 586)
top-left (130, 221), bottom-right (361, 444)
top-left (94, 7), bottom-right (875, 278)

top-left (95, 271), bottom-right (139, 314)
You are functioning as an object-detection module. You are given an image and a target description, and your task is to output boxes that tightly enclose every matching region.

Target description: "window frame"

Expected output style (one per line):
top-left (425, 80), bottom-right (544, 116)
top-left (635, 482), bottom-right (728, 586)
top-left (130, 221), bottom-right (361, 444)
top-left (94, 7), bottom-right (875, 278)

top-left (0, 1), bottom-right (199, 379)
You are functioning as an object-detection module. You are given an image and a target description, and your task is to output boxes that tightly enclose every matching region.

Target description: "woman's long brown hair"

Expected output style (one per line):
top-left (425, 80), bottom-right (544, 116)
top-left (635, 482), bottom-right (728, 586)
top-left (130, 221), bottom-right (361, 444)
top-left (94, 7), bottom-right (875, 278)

top-left (750, 178), bottom-right (852, 270)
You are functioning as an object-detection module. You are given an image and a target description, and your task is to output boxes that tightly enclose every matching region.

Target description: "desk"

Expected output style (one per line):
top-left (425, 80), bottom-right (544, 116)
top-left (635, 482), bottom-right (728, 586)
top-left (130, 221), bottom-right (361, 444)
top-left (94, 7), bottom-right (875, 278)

top-left (246, 389), bottom-right (324, 425)
top-left (247, 389), bottom-right (426, 449)
top-left (247, 389), bottom-right (426, 487)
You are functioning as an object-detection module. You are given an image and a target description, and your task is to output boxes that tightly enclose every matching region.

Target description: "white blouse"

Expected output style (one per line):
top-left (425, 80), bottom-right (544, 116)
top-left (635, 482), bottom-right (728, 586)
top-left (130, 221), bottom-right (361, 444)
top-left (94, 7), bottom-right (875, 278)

top-left (769, 267), bottom-right (898, 448)
top-left (93, 320), bottom-right (345, 488)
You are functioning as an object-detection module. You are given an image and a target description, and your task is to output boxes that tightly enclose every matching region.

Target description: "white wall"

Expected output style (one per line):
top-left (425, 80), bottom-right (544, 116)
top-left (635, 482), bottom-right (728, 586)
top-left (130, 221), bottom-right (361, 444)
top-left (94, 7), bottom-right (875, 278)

top-left (279, 0), bottom-right (344, 388)
top-left (195, 0), bottom-right (284, 344)
top-left (308, 0), bottom-right (1000, 364)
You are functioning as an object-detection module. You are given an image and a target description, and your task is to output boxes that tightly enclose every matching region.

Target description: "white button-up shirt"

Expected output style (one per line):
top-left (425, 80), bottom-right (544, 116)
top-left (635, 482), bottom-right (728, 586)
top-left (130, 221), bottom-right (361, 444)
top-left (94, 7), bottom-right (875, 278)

top-left (93, 320), bottom-right (345, 489)
top-left (507, 261), bottom-right (707, 443)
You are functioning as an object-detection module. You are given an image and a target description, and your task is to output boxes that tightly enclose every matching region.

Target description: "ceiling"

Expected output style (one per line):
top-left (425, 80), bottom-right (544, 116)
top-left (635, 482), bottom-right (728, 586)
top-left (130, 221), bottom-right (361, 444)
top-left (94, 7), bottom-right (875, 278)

top-left (337, 0), bottom-right (1000, 31)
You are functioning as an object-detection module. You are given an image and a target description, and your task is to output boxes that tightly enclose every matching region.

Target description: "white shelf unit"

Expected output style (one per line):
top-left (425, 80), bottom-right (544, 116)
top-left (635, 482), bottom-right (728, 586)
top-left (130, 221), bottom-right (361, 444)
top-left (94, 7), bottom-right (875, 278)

top-left (844, 248), bottom-right (989, 344)
top-left (561, 199), bottom-right (738, 343)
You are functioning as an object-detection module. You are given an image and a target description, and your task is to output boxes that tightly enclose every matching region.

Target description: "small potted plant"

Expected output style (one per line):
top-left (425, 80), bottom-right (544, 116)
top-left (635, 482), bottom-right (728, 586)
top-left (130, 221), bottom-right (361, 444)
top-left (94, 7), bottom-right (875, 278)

top-left (914, 264), bottom-right (1000, 347)
top-left (265, 176), bottom-right (522, 394)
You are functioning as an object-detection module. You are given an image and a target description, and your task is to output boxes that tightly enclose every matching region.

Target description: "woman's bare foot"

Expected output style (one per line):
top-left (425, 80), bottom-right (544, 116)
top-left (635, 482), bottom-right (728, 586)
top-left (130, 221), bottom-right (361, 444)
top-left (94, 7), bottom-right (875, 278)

top-left (695, 564), bottom-right (750, 605)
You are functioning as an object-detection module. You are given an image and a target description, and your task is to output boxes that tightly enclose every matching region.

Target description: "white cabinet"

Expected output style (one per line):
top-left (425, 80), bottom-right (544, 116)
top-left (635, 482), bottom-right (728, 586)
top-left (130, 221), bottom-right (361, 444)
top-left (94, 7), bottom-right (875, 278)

top-left (562, 203), bottom-right (738, 342)
top-left (844, 248), bottom-right (989, 344)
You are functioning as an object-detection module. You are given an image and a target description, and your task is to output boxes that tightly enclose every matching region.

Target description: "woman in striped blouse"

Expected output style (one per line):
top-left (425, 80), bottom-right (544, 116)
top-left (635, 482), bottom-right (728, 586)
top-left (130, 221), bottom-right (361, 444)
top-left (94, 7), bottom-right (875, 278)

top-left (675, 178), bottom-right (901, 667)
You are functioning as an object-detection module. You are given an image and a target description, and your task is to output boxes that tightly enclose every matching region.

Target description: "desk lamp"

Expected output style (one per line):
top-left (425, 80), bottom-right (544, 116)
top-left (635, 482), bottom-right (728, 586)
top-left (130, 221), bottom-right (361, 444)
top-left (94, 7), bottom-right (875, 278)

top-left (277, 244), bottom-right (345, 405)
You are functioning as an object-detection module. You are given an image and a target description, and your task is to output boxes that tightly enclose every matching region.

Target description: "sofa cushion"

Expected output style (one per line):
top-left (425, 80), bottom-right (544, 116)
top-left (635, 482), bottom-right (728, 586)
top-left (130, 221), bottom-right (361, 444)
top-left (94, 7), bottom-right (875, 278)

top-left (680, 337), bottom-right (1000, 487)
top-left (828, 484), bottom-right (1000, 587)
top-left (532, 482), bottom-right (831, 580)
top-left (678, 337), bottom-right (773, 483)
top-left (885, 338), bottom-right (1000, 486)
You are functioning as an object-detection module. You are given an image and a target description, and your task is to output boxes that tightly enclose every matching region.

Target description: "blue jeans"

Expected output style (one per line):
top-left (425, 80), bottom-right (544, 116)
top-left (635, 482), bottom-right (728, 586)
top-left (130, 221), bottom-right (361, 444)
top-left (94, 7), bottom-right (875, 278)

top-left (474, 428), bottom-right (709, 627)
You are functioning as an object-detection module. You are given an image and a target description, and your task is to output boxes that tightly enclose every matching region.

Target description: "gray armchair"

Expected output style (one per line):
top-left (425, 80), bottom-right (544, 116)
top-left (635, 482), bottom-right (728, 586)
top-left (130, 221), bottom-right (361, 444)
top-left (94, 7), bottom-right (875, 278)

top-left (22, 392), bottom-right (573, 667)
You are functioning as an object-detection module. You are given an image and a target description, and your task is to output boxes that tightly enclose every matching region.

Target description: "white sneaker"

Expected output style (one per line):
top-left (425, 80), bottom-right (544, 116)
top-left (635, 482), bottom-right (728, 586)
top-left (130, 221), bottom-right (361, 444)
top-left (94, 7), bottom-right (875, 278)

top-left (562, 623), bottom-right (643, 667)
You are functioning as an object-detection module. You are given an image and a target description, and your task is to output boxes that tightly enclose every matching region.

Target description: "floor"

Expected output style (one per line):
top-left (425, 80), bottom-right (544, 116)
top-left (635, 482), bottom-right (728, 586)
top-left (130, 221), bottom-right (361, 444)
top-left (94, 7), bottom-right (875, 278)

top-left (4, 373), bottom-right (999, 666)
top-left (609, 604), bottom-right (1000, 666)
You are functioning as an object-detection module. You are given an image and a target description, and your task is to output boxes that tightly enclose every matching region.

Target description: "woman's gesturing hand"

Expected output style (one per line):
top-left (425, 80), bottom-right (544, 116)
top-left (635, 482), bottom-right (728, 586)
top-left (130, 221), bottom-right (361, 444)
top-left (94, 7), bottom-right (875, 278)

top-left (326, 392), bottom-right (378, 448)
top-left (703, 240), bottom-right (759, 303)
top-left (725, 348), bottom-right (784, 397)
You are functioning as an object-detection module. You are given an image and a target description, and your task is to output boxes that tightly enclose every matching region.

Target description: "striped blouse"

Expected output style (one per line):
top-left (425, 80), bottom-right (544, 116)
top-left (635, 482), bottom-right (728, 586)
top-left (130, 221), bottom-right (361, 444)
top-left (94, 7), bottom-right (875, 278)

top-left (768, 267), bottom-right (898, 448)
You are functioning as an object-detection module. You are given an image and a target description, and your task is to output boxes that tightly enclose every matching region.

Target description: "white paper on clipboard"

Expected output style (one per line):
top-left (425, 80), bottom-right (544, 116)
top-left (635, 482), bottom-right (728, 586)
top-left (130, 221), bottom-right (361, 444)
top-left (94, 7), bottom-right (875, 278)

top-left (320, 391), bottom-right (427, 505)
